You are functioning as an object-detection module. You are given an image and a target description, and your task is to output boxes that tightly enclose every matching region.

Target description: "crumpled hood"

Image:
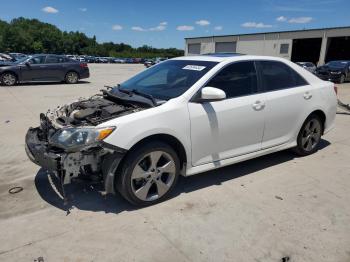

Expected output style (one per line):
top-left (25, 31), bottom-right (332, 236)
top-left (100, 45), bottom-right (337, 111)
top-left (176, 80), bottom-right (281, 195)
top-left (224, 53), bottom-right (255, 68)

top-left (46, 95), bottom-right (145, 129)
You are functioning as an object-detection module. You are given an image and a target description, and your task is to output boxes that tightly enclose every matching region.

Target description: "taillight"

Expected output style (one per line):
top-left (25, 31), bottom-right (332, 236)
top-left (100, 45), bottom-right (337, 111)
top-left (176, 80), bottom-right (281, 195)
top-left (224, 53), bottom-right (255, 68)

top-left (80, 63), bottom-right (88, 68)
top-left (334, 85), bottom-right (338, 96)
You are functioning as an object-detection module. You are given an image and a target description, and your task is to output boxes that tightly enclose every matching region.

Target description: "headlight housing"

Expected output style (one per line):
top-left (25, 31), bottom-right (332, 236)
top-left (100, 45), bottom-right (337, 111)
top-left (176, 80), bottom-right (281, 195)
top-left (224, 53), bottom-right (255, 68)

top-left (49, 126), bottom-right (115, 152)
top-left (330, 71), bottom-right (341, 74)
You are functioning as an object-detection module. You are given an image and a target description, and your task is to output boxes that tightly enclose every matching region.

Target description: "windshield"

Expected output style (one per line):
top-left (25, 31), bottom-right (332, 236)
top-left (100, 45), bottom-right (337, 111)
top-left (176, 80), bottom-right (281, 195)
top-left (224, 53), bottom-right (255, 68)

top-left (14, 56), bottom-right (31, 64)
top-left (326, 61), bottom-right (349, 67)
top-left (113, 60), bottom-right (218, 100)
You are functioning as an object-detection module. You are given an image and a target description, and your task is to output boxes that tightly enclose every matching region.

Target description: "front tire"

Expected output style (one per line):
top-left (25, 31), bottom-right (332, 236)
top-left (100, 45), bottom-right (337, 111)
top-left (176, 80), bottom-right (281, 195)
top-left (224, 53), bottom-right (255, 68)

top-left (65, 71), bottom-right (79, 84)
top-left (1, 72), bottom-right (17, 86)
top-left (116, 141), bottom-right (180, 206)
top-left (293, 114), bottom-right (323, 156)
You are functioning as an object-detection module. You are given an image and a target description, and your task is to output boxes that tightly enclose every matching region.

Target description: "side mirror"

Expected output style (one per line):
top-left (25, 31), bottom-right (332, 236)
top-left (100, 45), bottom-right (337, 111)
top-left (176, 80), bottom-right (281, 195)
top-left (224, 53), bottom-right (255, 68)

top-left (24, 61), bottom-right (31, 67)
top-left (200, 87), bottom-right (226, 102)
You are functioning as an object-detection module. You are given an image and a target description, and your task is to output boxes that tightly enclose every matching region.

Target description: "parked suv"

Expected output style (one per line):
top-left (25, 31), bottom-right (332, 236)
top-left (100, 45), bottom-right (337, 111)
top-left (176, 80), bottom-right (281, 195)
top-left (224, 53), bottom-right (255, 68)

top-left (25, 54), bottom-right (337, 206)
top-left (0, 54), bottom-right (89, 86)
top-left (316, 60), bottom-right (350, 83)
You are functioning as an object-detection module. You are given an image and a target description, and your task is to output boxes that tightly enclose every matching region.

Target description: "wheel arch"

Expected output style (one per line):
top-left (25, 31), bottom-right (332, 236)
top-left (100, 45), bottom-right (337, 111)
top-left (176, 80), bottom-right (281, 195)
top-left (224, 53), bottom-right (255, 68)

top-left (308, 109), bottom-right (326, 134)
top-left (126, 133), bottom-right (188, 169)
top-left (1, 70), bottom-right (19, 80)
top-left (65, 69), bottom-right (80, 79)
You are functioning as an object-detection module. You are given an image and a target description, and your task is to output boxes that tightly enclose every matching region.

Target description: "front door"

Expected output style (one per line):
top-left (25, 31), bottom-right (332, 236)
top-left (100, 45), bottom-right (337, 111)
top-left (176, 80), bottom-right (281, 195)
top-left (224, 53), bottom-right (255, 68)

top-left (188, 61), bottom-right (266, 166)
top-left (20, 55), bottom-right (48, 81)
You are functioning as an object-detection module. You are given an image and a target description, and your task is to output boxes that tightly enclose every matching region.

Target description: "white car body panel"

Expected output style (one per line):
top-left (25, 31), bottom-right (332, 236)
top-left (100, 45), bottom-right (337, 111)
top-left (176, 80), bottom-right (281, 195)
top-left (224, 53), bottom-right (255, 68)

top-left (98, 55), bottom-right (337, 177)
top-left (188, 93), bottom-right (265, 166)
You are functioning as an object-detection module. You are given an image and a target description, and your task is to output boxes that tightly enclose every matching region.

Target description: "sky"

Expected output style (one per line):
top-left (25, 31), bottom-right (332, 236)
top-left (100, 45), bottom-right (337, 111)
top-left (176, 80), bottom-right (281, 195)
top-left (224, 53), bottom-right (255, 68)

top-left (0, 0), bottom-right (349, 49)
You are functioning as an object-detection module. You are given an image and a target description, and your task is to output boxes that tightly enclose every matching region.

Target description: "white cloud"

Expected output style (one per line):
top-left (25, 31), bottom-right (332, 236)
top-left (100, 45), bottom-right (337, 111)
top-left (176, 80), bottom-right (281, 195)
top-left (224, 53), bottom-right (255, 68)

top-left (195, 20), bottom-right (210, 26)
top-left (131, 26), bottom-right (147, 31)
top-left (132, 22), bottom-right (167, 32)
top-left (149, 25), bottom-right (166, 31)
top-left (79, 8), bottom-right (87, 12)
top-left (276, 16), bottom-right (287, 22)
top-left (241, 22), bottom-right (272, 28)
top-left (112, 24), bottom-right (123, 31)
top-left (42, 6), bottom-right (59, 14)
top-left (214, 26), bottom-right (223, 31)
top-left (288, 17), bottom-right (313, 23)
top-left (176, 25), bottom-right (194, 31)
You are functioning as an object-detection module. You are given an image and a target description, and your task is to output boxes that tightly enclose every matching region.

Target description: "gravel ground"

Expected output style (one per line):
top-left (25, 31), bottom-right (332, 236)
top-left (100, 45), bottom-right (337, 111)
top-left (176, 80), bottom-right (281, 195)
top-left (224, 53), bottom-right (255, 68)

top-left (0, 64), bottom-right (350, 262)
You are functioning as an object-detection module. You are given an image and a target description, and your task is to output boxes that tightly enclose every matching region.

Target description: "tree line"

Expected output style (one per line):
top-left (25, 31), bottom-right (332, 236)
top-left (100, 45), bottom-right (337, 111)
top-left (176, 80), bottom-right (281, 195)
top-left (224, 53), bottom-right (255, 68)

top-left (0, 17), bottom-right (184, 58)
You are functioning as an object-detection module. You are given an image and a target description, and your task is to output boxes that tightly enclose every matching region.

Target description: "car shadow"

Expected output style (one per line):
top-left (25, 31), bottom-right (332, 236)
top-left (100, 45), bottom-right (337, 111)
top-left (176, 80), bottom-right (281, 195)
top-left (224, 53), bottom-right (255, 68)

top-left (35, 139), bottom-right (331, 214)
top-left (16, 80), bottom-right (90, 86)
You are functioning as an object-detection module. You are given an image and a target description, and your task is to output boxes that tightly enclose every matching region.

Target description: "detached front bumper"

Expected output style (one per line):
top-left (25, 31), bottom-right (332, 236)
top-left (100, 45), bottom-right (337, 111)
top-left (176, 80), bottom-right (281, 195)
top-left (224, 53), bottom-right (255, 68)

top-left (25, 127), bottom-right (61, 172)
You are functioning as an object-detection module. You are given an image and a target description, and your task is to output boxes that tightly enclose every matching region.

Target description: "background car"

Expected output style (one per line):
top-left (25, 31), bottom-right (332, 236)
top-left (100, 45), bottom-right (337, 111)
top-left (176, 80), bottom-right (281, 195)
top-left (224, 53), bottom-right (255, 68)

top-left (316, 60), bottom-right (350, 83)
top-left (144, 59), bottom-right (155, 68)
top-left (0, 53), bottom-right (16, 62)
top-left (296, 62), bottom-right (317, 73)
top-left (112, 58), bottom-right (125, 63)
top-left (0, 54), bottom-right (89, 86)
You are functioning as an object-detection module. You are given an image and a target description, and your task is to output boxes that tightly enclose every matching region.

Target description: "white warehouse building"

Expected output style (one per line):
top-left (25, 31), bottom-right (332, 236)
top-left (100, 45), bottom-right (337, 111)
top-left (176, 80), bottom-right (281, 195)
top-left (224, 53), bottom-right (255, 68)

top-left (185, 26), bottom-right (350, 66)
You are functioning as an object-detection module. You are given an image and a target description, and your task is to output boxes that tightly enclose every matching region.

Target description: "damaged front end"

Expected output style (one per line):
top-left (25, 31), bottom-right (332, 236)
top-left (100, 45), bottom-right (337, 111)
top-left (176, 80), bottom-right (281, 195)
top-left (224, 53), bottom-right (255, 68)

top-left (25, 91), bottom-right (148, 195)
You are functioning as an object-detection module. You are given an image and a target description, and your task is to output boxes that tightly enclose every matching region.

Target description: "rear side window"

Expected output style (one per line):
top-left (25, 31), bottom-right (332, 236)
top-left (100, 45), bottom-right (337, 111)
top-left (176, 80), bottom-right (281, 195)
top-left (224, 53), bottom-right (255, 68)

top-left (46, 55), bottom-right (65, 63)
top-left (258, 61), bottom-right (308, 92)
top-left (206, 61), bottom-right (258, 98)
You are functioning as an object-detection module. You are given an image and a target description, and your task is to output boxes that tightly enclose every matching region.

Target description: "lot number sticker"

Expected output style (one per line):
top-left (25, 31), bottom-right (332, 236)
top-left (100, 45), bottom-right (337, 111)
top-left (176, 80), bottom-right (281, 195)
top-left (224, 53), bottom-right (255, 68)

top-left (183, 65), bottom-right (206, 71)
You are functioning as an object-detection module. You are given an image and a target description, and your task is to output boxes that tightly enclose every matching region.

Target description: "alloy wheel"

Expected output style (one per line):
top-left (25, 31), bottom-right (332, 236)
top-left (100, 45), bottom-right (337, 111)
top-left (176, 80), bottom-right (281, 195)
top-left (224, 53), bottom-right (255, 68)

top-left (131, 151), bottom-right (176, 201)
top-left (301, 119), bottom-right (321, 152)
top-left (66, 72), bottom-right (78, 83)
top-left (2, 73), bottom-right (16, 86)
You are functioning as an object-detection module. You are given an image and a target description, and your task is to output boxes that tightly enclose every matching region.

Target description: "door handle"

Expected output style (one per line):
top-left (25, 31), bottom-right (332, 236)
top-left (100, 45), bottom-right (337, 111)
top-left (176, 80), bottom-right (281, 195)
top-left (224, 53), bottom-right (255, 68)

top-left (252, 100), bottom-right (265, 111)
top-left (303, 91), bottom-right (312, 100)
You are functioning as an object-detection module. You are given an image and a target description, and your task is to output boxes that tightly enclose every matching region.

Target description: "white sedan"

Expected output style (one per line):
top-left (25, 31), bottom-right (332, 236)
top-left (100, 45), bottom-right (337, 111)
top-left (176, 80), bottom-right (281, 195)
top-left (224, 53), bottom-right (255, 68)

top-left (25, 54), bottom-right (337, 206)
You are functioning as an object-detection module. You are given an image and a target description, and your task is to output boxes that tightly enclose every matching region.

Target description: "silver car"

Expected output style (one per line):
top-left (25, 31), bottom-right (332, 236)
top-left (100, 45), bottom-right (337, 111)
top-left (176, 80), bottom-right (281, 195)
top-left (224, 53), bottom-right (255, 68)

top-left (296, 62), bottom-right (317, 74)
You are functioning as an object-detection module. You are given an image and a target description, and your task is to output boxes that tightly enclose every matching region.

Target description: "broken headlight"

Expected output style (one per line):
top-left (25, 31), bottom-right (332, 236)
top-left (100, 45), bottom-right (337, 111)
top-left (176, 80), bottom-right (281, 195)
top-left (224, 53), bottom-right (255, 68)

top-left (49, 126), bottom-right (115, 152)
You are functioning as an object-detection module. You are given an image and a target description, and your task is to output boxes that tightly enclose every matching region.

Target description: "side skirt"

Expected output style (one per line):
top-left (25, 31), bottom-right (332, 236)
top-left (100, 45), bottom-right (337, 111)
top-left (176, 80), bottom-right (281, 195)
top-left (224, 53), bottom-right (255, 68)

top-left (184, 141), bottom-right (297, 177)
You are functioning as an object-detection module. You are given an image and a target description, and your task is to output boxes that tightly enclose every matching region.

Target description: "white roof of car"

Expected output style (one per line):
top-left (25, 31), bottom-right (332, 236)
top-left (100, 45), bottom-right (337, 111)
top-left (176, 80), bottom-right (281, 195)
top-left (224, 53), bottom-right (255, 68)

top-left (172, 54), bottom-right (290, 63)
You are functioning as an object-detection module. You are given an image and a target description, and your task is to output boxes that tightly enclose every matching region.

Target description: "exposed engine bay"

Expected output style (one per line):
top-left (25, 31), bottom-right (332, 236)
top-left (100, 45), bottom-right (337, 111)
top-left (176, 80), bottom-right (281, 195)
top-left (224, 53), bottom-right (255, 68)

top-left (47, 94), bottom-right (144, 129)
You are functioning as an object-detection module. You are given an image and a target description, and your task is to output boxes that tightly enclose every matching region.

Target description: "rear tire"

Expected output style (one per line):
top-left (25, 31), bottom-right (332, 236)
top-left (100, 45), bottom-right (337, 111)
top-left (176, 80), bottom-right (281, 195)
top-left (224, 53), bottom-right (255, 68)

top-left (0, 72), bottom-right (17, 86)
top-left (65, 71), bottom-right (79, 84)
top-left (293, 114), bottom-right (323, 156)
top-left (115, 141), bottom-right (180, 206)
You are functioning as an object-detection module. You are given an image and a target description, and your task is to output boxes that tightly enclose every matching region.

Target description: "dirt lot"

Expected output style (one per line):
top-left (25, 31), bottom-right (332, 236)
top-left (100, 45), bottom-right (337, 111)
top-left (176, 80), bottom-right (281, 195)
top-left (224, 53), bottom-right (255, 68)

top-left (0, 64), bottom-right (350, 262)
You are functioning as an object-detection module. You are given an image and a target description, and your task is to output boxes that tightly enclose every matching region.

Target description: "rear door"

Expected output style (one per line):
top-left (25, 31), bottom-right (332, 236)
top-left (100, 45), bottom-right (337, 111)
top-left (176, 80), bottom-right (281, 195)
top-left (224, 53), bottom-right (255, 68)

top-left (45, 55), bottom-right (66, 80)
top-left (256, 60), bottom-right (312, 149)
top-left (188, 61), bottom-right (266, 166)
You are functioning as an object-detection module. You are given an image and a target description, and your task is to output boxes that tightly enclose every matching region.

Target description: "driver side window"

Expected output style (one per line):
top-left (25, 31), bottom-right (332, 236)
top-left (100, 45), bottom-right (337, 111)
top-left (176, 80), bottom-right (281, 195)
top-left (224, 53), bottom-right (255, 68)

top-left (28, 56), bottom-right (46, 64)
top-left (207, 61), bottom-right (258, 99)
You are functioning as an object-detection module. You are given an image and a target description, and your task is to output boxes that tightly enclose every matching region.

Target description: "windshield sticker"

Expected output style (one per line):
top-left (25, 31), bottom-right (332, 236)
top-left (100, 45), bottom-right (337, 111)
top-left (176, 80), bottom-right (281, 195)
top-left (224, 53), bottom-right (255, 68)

top-left (182, 65), bottom-right (206, 71)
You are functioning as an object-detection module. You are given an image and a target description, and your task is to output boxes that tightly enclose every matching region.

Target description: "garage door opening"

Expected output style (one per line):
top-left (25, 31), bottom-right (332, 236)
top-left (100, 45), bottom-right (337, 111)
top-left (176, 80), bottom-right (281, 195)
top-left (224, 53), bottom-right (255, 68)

top-left (325, 36), bottom-right (350, 62)
top-left (291, 38), bottom-right (322, 65)
top-left (215, 42), bottom-right (237, 53)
